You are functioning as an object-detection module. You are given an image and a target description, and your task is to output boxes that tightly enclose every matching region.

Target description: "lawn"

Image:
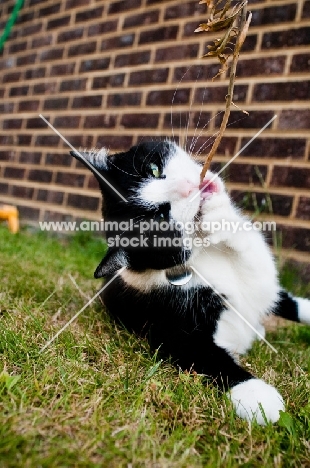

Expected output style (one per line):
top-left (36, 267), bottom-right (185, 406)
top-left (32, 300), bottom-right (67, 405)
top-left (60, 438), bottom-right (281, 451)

top-left (0, 225), bottom-right (309, 467)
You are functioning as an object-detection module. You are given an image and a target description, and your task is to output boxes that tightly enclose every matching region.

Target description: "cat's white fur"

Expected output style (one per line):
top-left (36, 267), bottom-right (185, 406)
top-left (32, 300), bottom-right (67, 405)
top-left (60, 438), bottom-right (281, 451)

top-left (105, 142), bottom-right (309, 424)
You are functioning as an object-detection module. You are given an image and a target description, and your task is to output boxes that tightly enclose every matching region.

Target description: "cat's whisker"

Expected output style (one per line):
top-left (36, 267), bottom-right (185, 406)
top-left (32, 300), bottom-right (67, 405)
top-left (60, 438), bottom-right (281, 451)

top-left (189, 110), bottom-right (224, 159)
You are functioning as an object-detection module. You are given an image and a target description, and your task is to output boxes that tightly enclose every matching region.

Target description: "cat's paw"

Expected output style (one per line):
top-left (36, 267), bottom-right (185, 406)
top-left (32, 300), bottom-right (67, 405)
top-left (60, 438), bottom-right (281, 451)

top-left (200, 192), bottom-right (240, 245)
top-left (296, 297), bottom-right (310, 325)
top-left (230, 378), bottom-right (284, 425)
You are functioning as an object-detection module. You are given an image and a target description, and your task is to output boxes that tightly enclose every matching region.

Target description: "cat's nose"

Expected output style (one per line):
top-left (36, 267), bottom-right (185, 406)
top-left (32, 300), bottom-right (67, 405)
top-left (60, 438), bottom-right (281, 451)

top-left (178, 180), bottom-right (198, 198)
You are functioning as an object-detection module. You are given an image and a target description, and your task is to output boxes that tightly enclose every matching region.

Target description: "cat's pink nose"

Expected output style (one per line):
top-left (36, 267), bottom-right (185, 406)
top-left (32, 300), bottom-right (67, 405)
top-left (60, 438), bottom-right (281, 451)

top-left (178, 180), bottom-right (198, 197)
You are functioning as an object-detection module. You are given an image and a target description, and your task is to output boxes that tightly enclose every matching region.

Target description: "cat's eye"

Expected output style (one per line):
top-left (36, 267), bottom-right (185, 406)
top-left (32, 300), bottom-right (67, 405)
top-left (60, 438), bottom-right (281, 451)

top-left (150, 163), bottom-right (160, 178)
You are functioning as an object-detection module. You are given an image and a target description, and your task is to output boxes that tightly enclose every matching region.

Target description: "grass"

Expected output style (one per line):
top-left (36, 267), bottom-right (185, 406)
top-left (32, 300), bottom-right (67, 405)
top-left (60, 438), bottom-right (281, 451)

top-left (0, 224), bottom-right (309, 467)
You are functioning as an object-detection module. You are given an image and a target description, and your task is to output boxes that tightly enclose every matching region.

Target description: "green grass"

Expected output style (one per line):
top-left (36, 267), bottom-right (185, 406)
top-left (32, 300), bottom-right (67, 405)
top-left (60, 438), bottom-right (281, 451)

top-left (0, 224), bottom-right (309, 467)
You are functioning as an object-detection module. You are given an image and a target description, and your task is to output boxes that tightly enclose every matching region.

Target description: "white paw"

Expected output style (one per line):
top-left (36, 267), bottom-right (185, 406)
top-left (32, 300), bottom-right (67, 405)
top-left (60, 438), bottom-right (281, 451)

top-left (297, 298), bottom-right (310, 325)
top-left (230, 378), bottom-right (284, 425)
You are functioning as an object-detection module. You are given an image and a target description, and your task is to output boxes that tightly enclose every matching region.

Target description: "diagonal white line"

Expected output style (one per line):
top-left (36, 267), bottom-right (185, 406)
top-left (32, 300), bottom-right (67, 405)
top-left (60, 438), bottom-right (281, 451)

top-left (190, 115), bottom-right (277, 202)
top-left (39, 114), bottom-right (128, 203)
top-left (39, 266), bottom-right (126, 353)
top-left (190, 266), bottom-right (278, 353)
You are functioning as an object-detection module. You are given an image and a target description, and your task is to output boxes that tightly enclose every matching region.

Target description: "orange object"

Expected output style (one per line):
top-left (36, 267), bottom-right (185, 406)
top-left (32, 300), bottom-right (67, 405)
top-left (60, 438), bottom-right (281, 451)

top-left (0, 205), bottom-right (19, 233)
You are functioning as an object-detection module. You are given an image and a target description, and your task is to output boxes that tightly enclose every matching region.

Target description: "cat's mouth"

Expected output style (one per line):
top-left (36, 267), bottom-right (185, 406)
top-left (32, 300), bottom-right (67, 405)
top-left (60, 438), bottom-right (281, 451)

top-left (199, 178), bottom-right (219, 200)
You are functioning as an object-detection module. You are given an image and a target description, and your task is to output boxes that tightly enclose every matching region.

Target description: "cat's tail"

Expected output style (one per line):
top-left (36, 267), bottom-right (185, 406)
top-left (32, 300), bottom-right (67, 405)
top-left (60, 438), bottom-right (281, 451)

top-left (273, 290), bottom-right (310, 325)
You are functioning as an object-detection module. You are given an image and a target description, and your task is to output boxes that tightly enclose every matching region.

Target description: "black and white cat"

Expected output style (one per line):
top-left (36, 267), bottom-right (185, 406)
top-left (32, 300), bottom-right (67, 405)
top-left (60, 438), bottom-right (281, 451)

top-left (71, 140), bottom-right (310, 425)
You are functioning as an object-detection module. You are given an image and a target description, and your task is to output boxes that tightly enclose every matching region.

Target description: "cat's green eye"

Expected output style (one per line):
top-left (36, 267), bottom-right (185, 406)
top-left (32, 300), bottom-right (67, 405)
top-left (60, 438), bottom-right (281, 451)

top-left (150, 163), bottom-right (160, 178)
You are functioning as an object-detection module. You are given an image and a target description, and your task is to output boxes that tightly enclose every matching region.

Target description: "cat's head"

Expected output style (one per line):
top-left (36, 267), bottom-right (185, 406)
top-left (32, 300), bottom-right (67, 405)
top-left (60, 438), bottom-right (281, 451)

top-left (71, 140), bottom-right (224, 275)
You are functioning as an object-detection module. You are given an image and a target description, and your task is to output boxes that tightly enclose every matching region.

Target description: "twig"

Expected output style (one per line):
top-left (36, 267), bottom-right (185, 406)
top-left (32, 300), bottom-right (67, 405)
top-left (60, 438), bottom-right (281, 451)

top-left (196, 1), bottom-right (252, 183)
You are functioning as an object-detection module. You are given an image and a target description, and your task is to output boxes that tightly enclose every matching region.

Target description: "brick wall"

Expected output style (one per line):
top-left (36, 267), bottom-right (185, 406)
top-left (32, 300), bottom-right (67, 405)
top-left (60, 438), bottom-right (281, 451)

top-left (0, 0), bottom-right (309, 264)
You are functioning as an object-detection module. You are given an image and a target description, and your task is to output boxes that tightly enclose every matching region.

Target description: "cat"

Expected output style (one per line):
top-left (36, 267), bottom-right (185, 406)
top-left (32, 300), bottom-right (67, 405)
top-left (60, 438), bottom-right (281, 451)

top-left (70, 140), bottom-right (310, 425)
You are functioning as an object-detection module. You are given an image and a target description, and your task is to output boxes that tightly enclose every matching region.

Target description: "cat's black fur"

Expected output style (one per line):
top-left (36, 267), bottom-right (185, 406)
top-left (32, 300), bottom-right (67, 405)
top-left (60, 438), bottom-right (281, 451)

top-left (71, 140), bottom-right (310, 424)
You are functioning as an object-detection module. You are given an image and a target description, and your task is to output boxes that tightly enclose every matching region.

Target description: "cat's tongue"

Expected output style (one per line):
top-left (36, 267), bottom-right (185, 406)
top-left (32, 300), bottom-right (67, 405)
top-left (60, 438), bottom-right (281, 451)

top-left (199, 178), bottom-right (218, 199)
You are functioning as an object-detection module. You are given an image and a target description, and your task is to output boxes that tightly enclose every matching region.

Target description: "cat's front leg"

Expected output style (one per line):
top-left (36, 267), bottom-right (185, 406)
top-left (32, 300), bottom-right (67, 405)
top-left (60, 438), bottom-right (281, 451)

top-left (199, 189), bottom-right (245, 247)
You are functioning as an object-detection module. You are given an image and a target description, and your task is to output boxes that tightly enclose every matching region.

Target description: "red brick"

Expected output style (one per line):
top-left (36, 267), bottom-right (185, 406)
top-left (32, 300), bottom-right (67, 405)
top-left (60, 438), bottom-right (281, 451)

top-left (155, 44), bottom-right (199, 63)
top-left (262, 27), bottom-right (310, 49)
top-left (79, 58), bottom-right (110, 73)
top-left (108, 0), bottom-right (141, 14)
top-left (147, 89), bottom-right (190, 106)
top-left (302, 0), bottom-right (310, 18)
top-left (115, 50), bottom-right (151, 67)
top-left (278, 225), bottom-right (310, 253)
top-left (65, 0), bottom-right (90, 8)
top-left (18, 206), bottom-right (40, 221)
top-left (231, 190), bottom-right (293, 217)
top-left (75, 6), bottom-right (104, 22)
top-left (17, 135), bottom-right (32, 146)
top-left (236, 57), bottom-right (286, 77)
top-left (165, 2), bottom-right (202, 20)
top-left (3, 72), bottom-right (22, 83)
top-left (20, 152), bottom-right (42, 164)
top-left (25, 68), bottom-right (46, 80)
top-left (88, 20), bottom-right (118, 37)
top-left (253, 81), bottom-right (310, 101)
top-left (215, 111), bottom-right (275, 129)
top-left (139, 26), bottom-right (178, 45)
top-left (59, 79), bottom-right (87, 92)
top-left (251, 4), bottom-right (296, 26)
top-left (0, 183), bottom-right (9, 194)
top-left (0, 151), bottom-right (15, 162)
top-left (120, 113), bottom-right (159, 129)
top-left (39, 3), bottom-right (61, 17)
top-left (296, 197), bottom-right (310, 220)
top-left (129, 68), bottom-right (169, 86)
top-left (46, 153), bottom-right (72, 167)
top-left (37, 189), bottom-right (64, 204)
top-left (33, 82), bottom-right (57, 94)
top-left (20, 23), bottom-right (43, 37)
top-left (40, 48), bottom-right (64, 61)
top-left (16, 53), bottom-right (37, 66)
top-left (72, 96), bottom-right (102, 108)
top-left (31, 35), bottom-right (53, 48)
top-left (50, 63), bottom-right (75, 76)
top-left (278, 110), bottom-right (310, 130)
top-left (68, 42), bottom-right (97, 57)
top-left (18, 100), bottom-right (40, 112)
top-left (4, 167), bottom-right (25, 179)
top-left (123, 10), bottom-right (159, 28)
top-left (271, 167), bottom-right (310, 188)
top-left (194, 85), bottom-right (248, 104)
top-left (44, 98), bottom-right (69, 110)
top-left (96, 135), bottom-right (133, 151)
top-left (57, 28), bottom-right (84, 43)
top-left (9, 86), bottom-right (29, 97)
top-left (221, 163), bottom-right (268, 185)
top-left (101, 34), bottom-right (135, 51)
top-left (55, 172), bottom-right (85, 187)
top-left (84, 115), bottom-right (117, 129)
top-left (290, 53), bottom-right (310, 73)
top-left (35, 135), bottom-right (59, 147)
top-left (28, 169), bottom-right (53, 183)
top-left (47, 16), bottom-right (70, 30)
top-left (173, 64), bottom-right (222, 83)
top-left (191, 136), bottom-right (237, 157)
top-left (53, 116), bottom-right (81, 128)
top-left (11, 186), bottom-right (34, 199)
top-left (92, 74), bottom-right (125, 89)
top-left (107, 92), bottom-right (142, 107)
top-left (67, 193), bottom-right (99, 211)
top-left (3, 119), bottom-right (23, 130)
top-left (9, 41), bottom-right (27, 53)
top-left (0, 103), bottom-right (14, 113)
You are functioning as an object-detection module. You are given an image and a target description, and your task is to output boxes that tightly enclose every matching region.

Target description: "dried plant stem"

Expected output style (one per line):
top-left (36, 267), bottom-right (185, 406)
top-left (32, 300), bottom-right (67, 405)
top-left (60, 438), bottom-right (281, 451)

top-left (200, 4), bottom-right (252, 183)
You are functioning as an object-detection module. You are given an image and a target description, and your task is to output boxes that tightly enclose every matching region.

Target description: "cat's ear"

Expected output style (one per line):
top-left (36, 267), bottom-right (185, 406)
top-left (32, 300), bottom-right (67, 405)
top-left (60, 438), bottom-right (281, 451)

top-left (94, 248), bottom-right (127, 278)
top-left (70, 148), bottom-right (109, 178)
